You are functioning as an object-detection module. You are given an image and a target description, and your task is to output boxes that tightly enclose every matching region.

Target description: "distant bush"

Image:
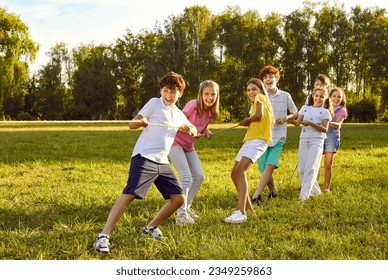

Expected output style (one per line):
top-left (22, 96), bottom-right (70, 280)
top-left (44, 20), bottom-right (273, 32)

top-left (17, 112), bottom-right (35, 120)
top-left (347, 99), bottom-right (378, 123)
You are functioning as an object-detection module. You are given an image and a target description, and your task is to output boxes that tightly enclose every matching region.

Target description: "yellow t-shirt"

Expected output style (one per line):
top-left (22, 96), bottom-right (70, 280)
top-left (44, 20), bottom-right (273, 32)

top-left (243, 93), bottom-right (273, 144)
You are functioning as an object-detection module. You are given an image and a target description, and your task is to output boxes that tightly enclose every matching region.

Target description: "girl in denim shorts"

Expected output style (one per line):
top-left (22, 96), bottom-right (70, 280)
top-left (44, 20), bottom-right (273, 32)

top-left (322, 87), bottom-right (348, 192)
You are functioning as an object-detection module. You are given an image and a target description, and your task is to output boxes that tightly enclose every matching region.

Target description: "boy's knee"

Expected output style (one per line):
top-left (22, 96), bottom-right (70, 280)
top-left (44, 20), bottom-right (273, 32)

top-left (170, 194), bottom-right (185, 206)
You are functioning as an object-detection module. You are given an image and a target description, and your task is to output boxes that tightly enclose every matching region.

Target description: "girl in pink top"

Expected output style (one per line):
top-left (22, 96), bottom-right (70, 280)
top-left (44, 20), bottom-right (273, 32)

top-left (169, 80), bottom-right (220, 225)
top-left (322, 87), bottom-right (348, 192)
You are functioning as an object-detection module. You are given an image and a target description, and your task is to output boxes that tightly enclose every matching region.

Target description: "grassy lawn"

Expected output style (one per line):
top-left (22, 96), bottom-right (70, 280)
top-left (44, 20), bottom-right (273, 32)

top-left (0, 122), bottom-right (387, 260)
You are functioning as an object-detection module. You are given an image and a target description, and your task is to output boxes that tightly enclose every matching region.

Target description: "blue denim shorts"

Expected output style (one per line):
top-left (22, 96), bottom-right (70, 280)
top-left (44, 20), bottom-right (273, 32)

top-left (323, 132), bottom-right (340, 153)
top-left (123, 154), bottom-right (182, 199)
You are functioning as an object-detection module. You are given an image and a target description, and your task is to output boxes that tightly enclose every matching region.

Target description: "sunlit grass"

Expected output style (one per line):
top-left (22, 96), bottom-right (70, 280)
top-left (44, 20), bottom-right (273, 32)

top-left (0, 122), bottom-right (387, 260)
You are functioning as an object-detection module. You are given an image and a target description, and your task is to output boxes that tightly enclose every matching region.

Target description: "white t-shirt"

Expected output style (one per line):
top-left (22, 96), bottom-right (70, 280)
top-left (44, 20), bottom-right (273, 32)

top-left (298, 105), bottom-right (331, 139)
top-left (132, 97), bottom-right (192, 164)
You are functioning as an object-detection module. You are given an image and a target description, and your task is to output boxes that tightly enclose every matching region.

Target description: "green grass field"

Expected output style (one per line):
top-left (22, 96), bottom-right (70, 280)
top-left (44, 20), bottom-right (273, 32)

top-left (0, 122), bottom-right (387, 260)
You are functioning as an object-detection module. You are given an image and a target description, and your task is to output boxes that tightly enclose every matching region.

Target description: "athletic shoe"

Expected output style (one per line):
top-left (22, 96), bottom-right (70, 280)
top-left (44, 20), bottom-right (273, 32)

top-left (251, 195), bottom-right (263, 205)
top-left (268, 192), bottom-right (278, 199)
top-left (142, 227), bottom-right (165, 240)
top-left (94, 234), bottom-right (110, 254)
top-left (187, 208), bottom-right (200, 220)
top-left (224, 210), bottom-right (247, 223)
top-left (176, 214), bottom-right (195, 225)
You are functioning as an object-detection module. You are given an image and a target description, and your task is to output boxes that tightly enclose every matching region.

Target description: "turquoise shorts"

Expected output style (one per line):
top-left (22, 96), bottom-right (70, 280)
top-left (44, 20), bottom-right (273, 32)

top-left (258, 142), bottom-right (283, 173)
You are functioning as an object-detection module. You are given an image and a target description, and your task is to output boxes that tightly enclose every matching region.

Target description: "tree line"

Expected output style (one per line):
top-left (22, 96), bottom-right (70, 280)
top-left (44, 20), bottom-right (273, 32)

top-left (1, 1), bottom-right (387, 122)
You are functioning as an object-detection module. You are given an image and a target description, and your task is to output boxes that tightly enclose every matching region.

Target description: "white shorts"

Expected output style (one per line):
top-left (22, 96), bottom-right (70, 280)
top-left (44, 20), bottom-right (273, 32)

top-left (235, 139), bottom-right (268, 163)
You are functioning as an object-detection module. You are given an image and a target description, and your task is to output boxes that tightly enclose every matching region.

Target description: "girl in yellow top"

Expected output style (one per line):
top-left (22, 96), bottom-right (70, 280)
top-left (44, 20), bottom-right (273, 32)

top-left (225, 78), bottom-right (274, 223)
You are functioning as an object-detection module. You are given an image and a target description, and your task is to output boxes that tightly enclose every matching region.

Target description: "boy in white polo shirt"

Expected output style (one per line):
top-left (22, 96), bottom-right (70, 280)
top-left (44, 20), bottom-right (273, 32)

top-left (251, 66), bottom-right (298, 204)
top-left (94, 71), bottom-right (197, 254)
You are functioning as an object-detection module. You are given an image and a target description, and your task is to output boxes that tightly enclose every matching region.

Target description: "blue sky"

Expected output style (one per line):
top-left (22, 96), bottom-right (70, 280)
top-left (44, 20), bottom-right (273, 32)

top-left (2, 0), bottom-right (387, 73)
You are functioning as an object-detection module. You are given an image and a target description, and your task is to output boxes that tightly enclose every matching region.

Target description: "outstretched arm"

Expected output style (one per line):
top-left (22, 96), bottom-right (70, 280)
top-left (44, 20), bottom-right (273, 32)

top-left (129, 114), bottom-right (148, 129)
top-left (202, 127), bottom-right (213, 139)
top-left (239, 102), bottom-right (263, 127)
top-left (179, 123), bottom-right (198, 137)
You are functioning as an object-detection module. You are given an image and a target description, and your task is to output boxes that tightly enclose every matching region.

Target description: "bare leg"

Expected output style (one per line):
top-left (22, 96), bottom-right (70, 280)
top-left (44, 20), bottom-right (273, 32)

top-left (267, 176), bottom-right (277, 194)
top-left (252, 165), bottom-right (275, 198)
top-left (101, 194), bottom-right (136, 235)
top-left (324, 152), bottom-right (335, 191)
top-left (147, 194), bottom-right (185, 227)
top-left (231, 157), bottom-right (253, 214)
top-left (231, 161), bottom-right (239, 192)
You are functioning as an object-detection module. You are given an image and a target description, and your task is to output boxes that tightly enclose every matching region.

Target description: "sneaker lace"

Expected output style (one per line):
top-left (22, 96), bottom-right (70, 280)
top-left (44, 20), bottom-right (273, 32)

top-left (98, 236), bottom-right (109, 247)
top-left (151, 228), bottom-right (162, 238)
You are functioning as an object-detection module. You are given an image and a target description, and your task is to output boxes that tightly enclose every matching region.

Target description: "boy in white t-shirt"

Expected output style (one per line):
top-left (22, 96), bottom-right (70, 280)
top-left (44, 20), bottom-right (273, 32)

top-left (94, 72), bottom-right (197, 254)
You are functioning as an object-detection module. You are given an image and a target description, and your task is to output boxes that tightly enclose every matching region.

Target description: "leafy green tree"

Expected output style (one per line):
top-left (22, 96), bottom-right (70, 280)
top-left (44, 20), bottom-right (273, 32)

top-left (280, 5), bottom-right (315, 106)
top-left (0, 7), bottom-right (38, 119)
top-left (180, 5), bottom-right (217, 97)
top-left (33, 43), bottom-right (71, 120)
top-left (113, 30), bottom-right (143, 119)
top-left (349, 6), bottom-right (375, 98)
top-left (362, 6), bottom-right (388, 106)
top-left (3, 3), bottom-right (387, 122)
top-left (72, 44), bottom-right (117, 119)
top-left (34, 63), bottom-right (64, 120)
top-left (135, 30), bottom-right (166, 105)
top-left (313, 2), bottom-right (352, 89)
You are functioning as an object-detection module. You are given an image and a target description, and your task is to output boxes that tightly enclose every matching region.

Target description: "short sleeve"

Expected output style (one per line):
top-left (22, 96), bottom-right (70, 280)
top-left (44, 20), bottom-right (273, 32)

top-left (255, 94), bottom-right (265, 105)
top-left (336, 107), bottom-right (348, 120)
top-left (138, 98), bottom-right (157, 119)
top-left (182, 100), bottom-right (198, 116)
top-left (286, 93), bottom-right (298, 113)
top-left (323, 109), bottom-right (331, 120)
top-left (298, 105), bottom-right (307, 115)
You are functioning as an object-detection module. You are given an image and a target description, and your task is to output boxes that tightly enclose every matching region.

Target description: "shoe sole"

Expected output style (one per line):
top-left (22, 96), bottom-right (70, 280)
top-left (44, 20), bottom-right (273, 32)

top-left (224, 218), bottom-right (247, 224)
top-left (176, 218), bottom-right (195, 225)
top-left (141, 233), bottom-right (166, 240)
top-left (94, 247), bottom-right (109, 254)
top-left (176, 222), bottom-right (195, 226)
top-left (189, 216), bottom-right (200, 220)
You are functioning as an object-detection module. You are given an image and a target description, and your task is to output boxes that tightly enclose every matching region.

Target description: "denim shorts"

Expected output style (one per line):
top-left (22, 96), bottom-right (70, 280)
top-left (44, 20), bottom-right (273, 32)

top-left (123, 154), bottom-right (182, 199)
top-left (323, 132), bottom-right (340, 153)
top-left (258, 142), bottom-right (283, 173)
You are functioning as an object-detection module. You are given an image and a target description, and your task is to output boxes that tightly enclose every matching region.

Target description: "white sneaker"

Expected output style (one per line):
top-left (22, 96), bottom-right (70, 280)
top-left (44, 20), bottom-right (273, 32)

top-left (187, 208), bottom-right (200, 220)
top-left (224, 210), bottom-right (247, 223)
top-left (94, 234), bottom-right (110, 254)
top-left (176, 214), bottom-right (195, 225)
top-left (142, 226), bottom-right (165, 240)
